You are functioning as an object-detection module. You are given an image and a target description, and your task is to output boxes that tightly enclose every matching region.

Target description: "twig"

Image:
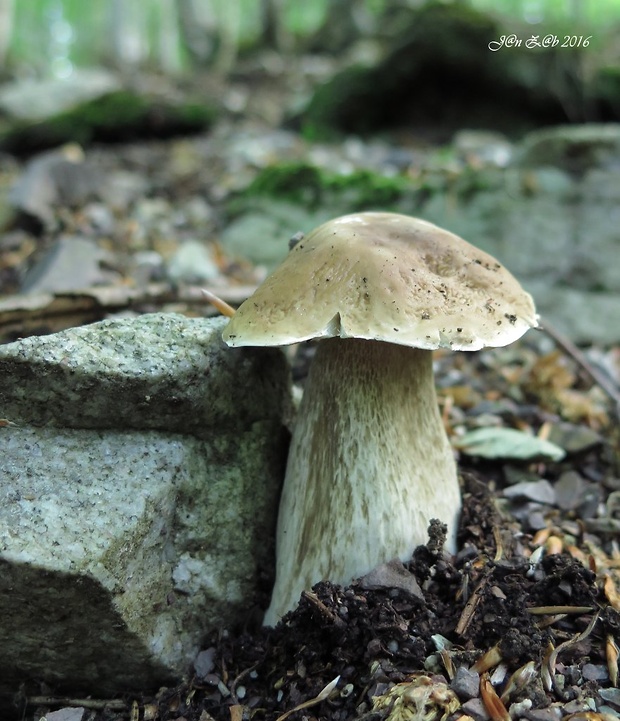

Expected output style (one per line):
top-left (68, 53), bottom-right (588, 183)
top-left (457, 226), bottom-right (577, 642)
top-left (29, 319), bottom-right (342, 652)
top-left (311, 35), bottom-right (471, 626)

top-left (526, 605), bottom-right (594, 615)
top-left (0, 283), bottom-right (256, 341)
top-left (201, 288), bottom-right (236, 317)
top-left (26, 696), bottom-right (127, 710)
top-left (230, 661), bottom-right (260, 700)
top-left (540, 314), bottom-right (620, 416)
top-left (301, 590), bottom-right (347, 628)
top-left (275, 675), bottom-right (340, 721)
top-left (455, 569), bottom-right (492, 636)
top-left (546, 610), bottom-right (600, 699)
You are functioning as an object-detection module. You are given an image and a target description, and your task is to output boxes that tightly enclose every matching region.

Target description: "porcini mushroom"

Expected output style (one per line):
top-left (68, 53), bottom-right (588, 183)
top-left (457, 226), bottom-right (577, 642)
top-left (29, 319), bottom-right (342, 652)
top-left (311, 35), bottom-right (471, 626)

top-left (223, 212), bottom-right (537, 626)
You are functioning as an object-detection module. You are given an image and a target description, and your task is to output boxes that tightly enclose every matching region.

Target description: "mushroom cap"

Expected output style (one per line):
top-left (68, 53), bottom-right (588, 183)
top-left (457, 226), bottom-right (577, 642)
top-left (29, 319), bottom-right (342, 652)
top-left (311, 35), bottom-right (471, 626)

top-left (223, 212), bottom-right (538, 351)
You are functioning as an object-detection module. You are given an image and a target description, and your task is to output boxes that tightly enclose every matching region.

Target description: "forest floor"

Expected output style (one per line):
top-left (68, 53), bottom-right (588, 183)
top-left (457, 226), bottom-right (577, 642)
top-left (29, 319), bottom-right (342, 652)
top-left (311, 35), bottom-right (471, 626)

top-left (2, 64), bottom-right (620, 721)
top-left (19, 330), bottom-right (620, 721)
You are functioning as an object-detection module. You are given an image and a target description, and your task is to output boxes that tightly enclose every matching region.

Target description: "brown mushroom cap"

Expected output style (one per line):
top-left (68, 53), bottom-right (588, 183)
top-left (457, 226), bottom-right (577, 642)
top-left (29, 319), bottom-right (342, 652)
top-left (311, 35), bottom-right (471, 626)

top-left (223, 212), bottom-right (538, 351)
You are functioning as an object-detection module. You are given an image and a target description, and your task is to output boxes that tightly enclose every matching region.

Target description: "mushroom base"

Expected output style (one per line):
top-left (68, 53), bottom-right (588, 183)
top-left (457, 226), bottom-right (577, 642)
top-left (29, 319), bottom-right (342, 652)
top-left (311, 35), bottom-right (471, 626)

top-left (263, 338), bottom-right (461, 626)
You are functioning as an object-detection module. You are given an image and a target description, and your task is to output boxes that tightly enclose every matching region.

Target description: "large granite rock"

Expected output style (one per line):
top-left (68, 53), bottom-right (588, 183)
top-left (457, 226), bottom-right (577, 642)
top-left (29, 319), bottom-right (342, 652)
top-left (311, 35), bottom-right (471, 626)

top-left (0, 314), bottom-right (290, 702)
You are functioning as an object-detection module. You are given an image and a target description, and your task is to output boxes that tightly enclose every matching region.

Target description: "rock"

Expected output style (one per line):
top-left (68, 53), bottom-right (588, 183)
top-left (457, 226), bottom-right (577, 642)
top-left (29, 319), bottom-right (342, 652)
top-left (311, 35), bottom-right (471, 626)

top-left (20, 235), bottom-right (111, 294)
top-left (547, 422), bottom-right (603, 454)
top-left (358, 559), bottom-right (423, 600)
top-left (132, 250), bottom-right (166, 284)
top-left (100, 170), bottom-right (149, 212)
top-left (509, 699), bottom-right (533, 717)
top-left (517, 124), bottom-right (620, 174)
top-left (525, 707), bottom-right (563, 721)
top-left (298, 3), bottom-right (570, 139)
top-left (9, 146), bottom-right (103, 229)
top-left (0, 314), bottom-right (291, 699)
top-left (574, 196), bottom-right (620, 293)
top-left (523, 282), bottom-right (620, 346)
top-left (194, 647), bottom-right (217, 679)
top-left (220, 201), bottom-right (333, 270)
top-left (487, 194), bottom-right (575, 283)
top-left (503, 480), bottom-right (556, 505)
top-left (46, 709), bottom-right (86, 721)
top-left (461, 697), bottom-right (491, 721)
top-left (0, 68), bottom-right (121, 121)
top-left (554, 471), bottom-right (585, 511)
top-left (167, 239), bottom-right (220, 284)
top-left (450, 666), bottom-right (480, 700)
top-left (0, 90), bottom-right (217, 156)
top-left (599, 686), bottom-right (620, 707)
top-left (453, 130), bottom-right (513, 168)
top-left (581, 663), bottom-right (609, 682)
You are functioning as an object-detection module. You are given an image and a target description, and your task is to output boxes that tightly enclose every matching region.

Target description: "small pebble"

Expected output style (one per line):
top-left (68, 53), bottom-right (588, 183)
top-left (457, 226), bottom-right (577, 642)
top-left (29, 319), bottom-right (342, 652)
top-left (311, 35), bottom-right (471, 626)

top-left (581, 663), bottom-right (609, 682)
top-left (524, 707), bottom-right (563, 721)
top-left (203, 672), bottom-right (221, 686)
top-left (21, 235), bottom-right (109, 294)
top-left (450, 666), bottom-right (479, 700)
top-left (167, 239), bottom-right (219, 283)
top-left (194, 647), bottom-right (216, 678)
top-left (45, 709), bottom-right (86, 721)
top-left (600, 705), bottom-right (620, 717)
top-left (563, 698), bottom-right (597, 714)
top-left (84, 201), bottom-right (116, 234)
top-left (461, 697), bottom-right (491, 721)
top-left (508, 698), bottom-right (532, 717)
top-left (387, 639), bottom-right (399, 653)
top-left (599, 687), bottom-right (620, 707)
top-left (548, 422), bottom-right (602, 453)
top-left (503, 479), bottom-right (556, 505)
top-left (554, 471), bottom-right (584, 511)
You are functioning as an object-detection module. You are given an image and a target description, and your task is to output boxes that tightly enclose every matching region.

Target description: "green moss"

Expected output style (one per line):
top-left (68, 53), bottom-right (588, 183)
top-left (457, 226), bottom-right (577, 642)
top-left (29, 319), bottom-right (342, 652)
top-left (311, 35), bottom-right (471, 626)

top-left (235, 161), bottom-right (412, 213)
top-left (595, 66), bottom-right (620, 117)
top-left (242, 162), bottom-right (325, 205)
top-left (0, 91), bottom-right (217, 155)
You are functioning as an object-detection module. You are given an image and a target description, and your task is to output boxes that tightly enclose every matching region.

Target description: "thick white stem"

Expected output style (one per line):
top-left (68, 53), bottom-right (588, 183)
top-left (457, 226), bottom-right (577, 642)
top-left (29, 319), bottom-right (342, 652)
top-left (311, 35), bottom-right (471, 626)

top-left (263, 338), bottom-right (460, 626)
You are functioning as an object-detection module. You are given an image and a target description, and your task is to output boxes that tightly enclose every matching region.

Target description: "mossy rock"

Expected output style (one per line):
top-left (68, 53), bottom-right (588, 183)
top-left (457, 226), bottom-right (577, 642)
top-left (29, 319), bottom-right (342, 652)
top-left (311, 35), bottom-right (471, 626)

top-left (516, 124), bottom-right (620, 175)
top-left (594, 66), bottom-right (620, 119)
top-left (298, 2), bottom-right (576, 139)
top-left (0, 91), bottom-right (217, 156)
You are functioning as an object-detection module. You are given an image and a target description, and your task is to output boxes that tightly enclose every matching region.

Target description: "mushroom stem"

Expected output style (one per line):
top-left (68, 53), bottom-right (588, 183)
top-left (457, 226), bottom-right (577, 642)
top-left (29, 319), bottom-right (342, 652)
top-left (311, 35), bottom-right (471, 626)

top-left (263, 337), bottom-right (460, 626)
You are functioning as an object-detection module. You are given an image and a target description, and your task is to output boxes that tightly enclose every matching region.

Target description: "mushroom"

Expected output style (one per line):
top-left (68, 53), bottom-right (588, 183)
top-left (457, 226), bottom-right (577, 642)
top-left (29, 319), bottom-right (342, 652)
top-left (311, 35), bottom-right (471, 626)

top-left (223, 212), bottom-right (537, 626)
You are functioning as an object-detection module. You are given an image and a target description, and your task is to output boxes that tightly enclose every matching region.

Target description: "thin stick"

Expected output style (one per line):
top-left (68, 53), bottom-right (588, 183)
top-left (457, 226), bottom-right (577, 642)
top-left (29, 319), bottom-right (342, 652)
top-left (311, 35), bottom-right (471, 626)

top-left (201, 288), bottom-right (236, 318)
top-left (275, 675), bottom-right (340, 721)
top-left (539, 315), bottom-right (620, 416)
top-left (26, 696), bottom-right (127, 710)
top-left (301, 590), bottom-right (347, 628)
top-left (455, 571), bottom-right (491, 636)
top-left (527, 605), bottom-right (594, 615)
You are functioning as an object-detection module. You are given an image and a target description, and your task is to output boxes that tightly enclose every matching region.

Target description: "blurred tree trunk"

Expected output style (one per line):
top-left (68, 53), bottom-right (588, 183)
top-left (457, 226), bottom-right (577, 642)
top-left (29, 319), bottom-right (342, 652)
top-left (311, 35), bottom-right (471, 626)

top-left (177, 0), bottom-right (240, 74)
top-left (0, 0), bottom-right (14, 68)
top-left (261, 0), bottom-right (293, 54)
top-left (109, 0), bottom-right (149, 69)
top-left (158, 0), bottom-right (185, 74)
top-left (177, 0), bottom-right (219, 65)
top-left (307, 0), bottom-right (365, 53)
top-left (213, 0), bottom-right (240, 74)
